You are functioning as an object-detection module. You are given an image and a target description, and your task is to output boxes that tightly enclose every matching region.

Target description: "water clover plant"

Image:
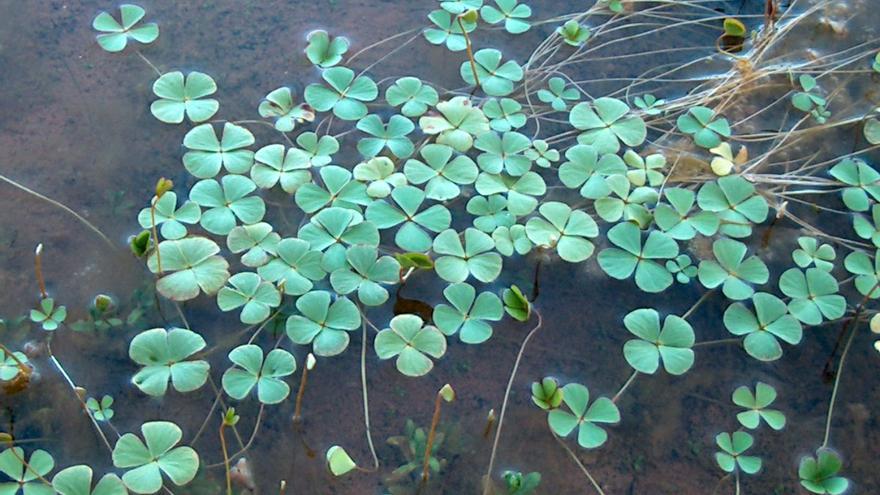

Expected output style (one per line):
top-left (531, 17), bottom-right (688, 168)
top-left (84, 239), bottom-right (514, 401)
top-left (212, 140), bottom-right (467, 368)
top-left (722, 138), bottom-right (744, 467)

top-left (129, 327), bottom-right (209, 396)
top-left (286, 291), bottom-right (361, 357)
top-left (531, 377), bottom-right (562, 410)
top-left (623, 149), bottom-right (665, 187)
top-left (404, 144), bottom-right (478, 201)
top-left (493, 225), bottom-right (532, 258)
top-left (666, 254), bottom-right (697, 284)
top-left (52, 465), bottom-right (126, 495)
top-left (480, 0), bottom-right (532, 34)
top-left (468, 195), bottom-right (514, 232)
top-left (385, 77), bottom-right (439, 118)
top-left (30, 298), bottom-right (67, 331)
top-left (792, 236), bottom-right (836, 271)
top-left (304, 67), bottom-right (378, 120)
top-left (594, 175), bottom-right (658, 227)
top-left (853, 204), bottom-right (880, 247)
top-left (791, 75), bottom-right (830, 123)
top-left (483, 98), bottom-right (527, 132)
top-left (439, 0), bottom-right (483, 14)
top-left (147, 237), bottom-right (230, 301)
top-left (432, 228), bottom-right (503, 283)
top-left (654, 188), bottom-right (719, 240)
top-left (258, 87), bottom-right (314, 132)
top-left (112, 421), bottom-right (199, 494)
top-left (375, 314), bottom-right (447, 377)
top-left (182, 123), bottom-right (255, 179)
top-left (732, 382), bottom-right (786, 430)
top-left (696, 176), bottom-right (768, 238)
top-left (697, 238), bottom-right (769, 300)
top-left (547, 383), bottom-right (620, 449)
top-left (257, 238), bottom-right (325, 296)
top-left (525, 201), bottom-right (598, 262)
top-left (252, 144), bottom-right (312, 194)
top-left (86, 395), bottom-right (115, 422)
top-left (365, 185), bottom-right (451, 252)
top-left (558, 144), bottom-right (626, 199)
top-left (843, 250), bottom-right (880, 298)
top-left (433, 282), bottom-right (503, 344)
top-left (330, 245), bottom-right (401, 306)
top-left (502, 284), bottom-right (531, 321)
top-left (0, 351), bottom-right (27, 381)
top-left (138, 192), bottom-right (200, 240)
top-left (419, 96), bottom-right (490, 152)
top-left (290, 132), bottom-right (339, 168)
top-left (557, 20), bottom-right (590, 46)
top-left (474, 131), bottom-right (532, 176)
top-left (723, 292), bottom-right (803, 361)
top-left (356, 114), bottom-right (415, 158)
top-left (190, 175), bottom-right (265, 235)
top-left (537, 77), bottom-right (579, 112)
top-left (353, 157), bottom-right (407, 199)
top-left (714, 431), bottom-right (761, 474)
top-left (598, 222), bottom-right (679, 293)
top-left (150, 71), bottom-right (219, 124)
top-left (92, 4), bottom-right (158, 53)
top-left (798, 449), bottom-right (849, 495)
top-left (474, 171), bottom-right (546, 216)
top-left (221, 345), bottom-right (296, 404)
top-left (634, 94), bottom-right (665, 115)
top-left (326, 446), bottom-right (357, 476)
top-left (424, 9), bottom-right (477, 52)
top-left (295, 165), bottom-right (369, 214)
top-left (503, 470), bottom-right (541, 494)
top-left (227, 223), bottom-right (280, 268)
top-left (828, 158), bottom-right (880, 212)
top-left (459, 49), bottom-right (524, 97)
top-left (622, 308), bottom-right (695, 375)
top-left (0, 447), bottom-right (54, 495)
top-left (525, 140), bottom-right (559, 168)
top-left (305, 30), bottom-right (349, 68)
top-left (778, 268), bottom-right (845, 325)
top-left (676, 106), bottom-right (731, 149)
top-left (297, 207), bottom-right (380, 271)
top-left (569, 97), bottom-right (646, 154)
top-left (217, 272), bottom-right (281, 324)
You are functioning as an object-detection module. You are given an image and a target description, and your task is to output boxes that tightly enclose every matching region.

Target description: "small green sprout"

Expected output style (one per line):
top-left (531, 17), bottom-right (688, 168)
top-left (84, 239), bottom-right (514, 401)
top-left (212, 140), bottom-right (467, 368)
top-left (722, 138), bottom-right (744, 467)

top-left (676, 106), bottom-right (731, 149)
top-left (557, 20), bottom-right (591, 47)
top-left (633, 94), bottom-right (665, 115)
top-left (714, 431), bottom-right (761, 474)
top-left (326, 445), bottom-right (357, 476)
top-left (30, 298), bottom-right (67, 331)
top-left (86, 395), bottom-right (115, 422)
top-left (503, 470), bottom-right (541, 494)
top-left (531, 377), bottom-right (562, 410)
top-left (503, 285), bottom-right (531, 321)
top-left (798, 449), bottom-right (849, 494)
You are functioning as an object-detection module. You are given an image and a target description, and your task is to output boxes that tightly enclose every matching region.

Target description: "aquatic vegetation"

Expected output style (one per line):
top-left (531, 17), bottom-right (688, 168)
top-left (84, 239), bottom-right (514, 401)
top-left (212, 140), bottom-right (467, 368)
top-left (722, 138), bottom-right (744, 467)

top-left (546, 383), bottom-right (620, 449)
top-left (676, 106), bottom-right (731, 149)
top-left (480, 0), bottom-right (532, 34)
top-left (304, 67), bottom-right (378, 121)
top-left (537, 77), bottom-right (579, 112)
top-left (150, 71), bottom-right (219, 124)
top-left (798, 449), bottom-right (849, 495)
top-left (732, 382), bottom-right (785, 430)
top-left (622, 308), bottom-right (694, 375)
top-left (221, 344), bottom-right (296, 404)
top-left (92, 4), bottom-right (158, 52)
top-left (0, 448), bottom-right (54, 495)
top-left (375, 314), bottom-right (447, 377)
top-left (112, 421), bottom-right (199, 494)
top-left (52, 464), bottom-right (126, 495)
top-left (129, 327), bottom-right (209, 396)
top-left (557, 20), bottom-right (590, 47)
top-left (459, 49), bottom-right (524, 97)
top-left (258, 87), bottom-right (315, 133)
top-left (29, 298), bottom-right (66, 331)
top-left (502, 470), bottom-right (541, 494)
top-left (86, 395), bottom-right (115, 422)
top-left (714, 431), bottom-right (761, 474)
top-left (305, 30), bottom-right (349, 68)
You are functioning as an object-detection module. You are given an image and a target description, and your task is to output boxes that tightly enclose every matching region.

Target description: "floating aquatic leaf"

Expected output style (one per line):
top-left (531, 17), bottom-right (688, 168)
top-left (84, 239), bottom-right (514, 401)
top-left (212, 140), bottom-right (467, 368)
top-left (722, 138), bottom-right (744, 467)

top-left (221, 345), bottom-right (296, 404)
top-left (305, 30), bottom-right (349, 68)
top-left (594, 175), bottom-right (657, 228)
top-left (714, 431), bottom-right (761, 474)
top-left (190, 175), bottom-right (265, 235)
top-left (258, 87), bottom-right (315, 133)
top-left (525, 201), bottom-right (598, 263)
top-left (677, 106), bottom-right (731, 149)
top-left (723, 292), bottom-right (802, 361)
top-left (654, 188), bottom-right (719, 240)
top-left (433, 228), bottom-right (503, 283)
top-left (666, 254), bottom-right (697, 284)
top-left (356, 114), bottom-right (415, 158)
top-left (531, 377), bottom-right (562, 410)
top-left (150, 71), bottom-right (218, 124)
top-left (483, 98), bottom-right (527, 132)
top-left (460, 48), bottom-right (524, 97)
top-left (112, 421), bottom-right (199, 494)
top-left (475, 131), bottom-right (533, 176)
top-left (798, 449), bottom-right (849, 495)
top-left (92, 4), bottom-right (158, 52)
top-left (252, 144), bottom-right (312, 194)
top-left (227, 223), bottom-right (280, 268)
top-left (633, 94), bottom-right (665, 116)
top-left (129, 327), bottom-right (209, 396)
top-left (481, 0), bottom-right (532, 34)
top-left (295, 165), bottom-right (370, 214)
top-left (570, 98), bottom-right (646, 154)
top-left (732, 382), bottom-right (785, 430)
top-left (404, 144), bottom-right (478, 201)
top-left (257, 238), bottom-right (325, 296)
top-left (778, 268), bottom-right (845, 325)
top-left (475, 171), bottom-right (546, 216)
top-left (147, 237), bottom-right (230, 301)
top-left (698, 238), bottom-right (768, 300)
top-left (138, 192), bottom-right (201, 240)
top-left (353, 157), bottom-right (407, 199)
top-left (557, 20), bottom-right (590, 46)
top-left (0, 350), bottom-right (28, 381)
top-left (182, 123), bottom-right (255, 179)
top-left (52, 464), bottom-right (126, 495)
top-left (86, 395), bottom-right (115, 422)
top-left (0, 447), bottom-right (54, 495)
top-left (30, 298), bottom-right (67, 331)
top-left (558, 144), bottom-right (626, 199)
top-left (375, 314), bottom-right (447, 377)
top-left (330, 245), bottom-right (400, 306)
top-left (217, 272), bottom-right (281, 324)
top-left (548, 383), bottom-right (619, 449)
top-left (537, 77), bottom-right (579, 112)
top-left (493, 225), bottom-right (533, 256)
top-left (424, 9), bottom-right (477, 52)
top-left (433, 282), bottom-right (503, 343)
top-left (502, 284), bottom-right (530, 321)
top-left (792, 236), bottom-right (836, 272)
top-left (597, 223), bottom-right (679, 293)
top-left (696, 176), bottom-right (768, 238)
top-left (419, 97), bottom-right (490, 152)
top-left (828, 158), bottom-right (880, 212)
top-left (304, 67), bottom-right (378, 121)
top-left (525, 139), bottom-right (559, 168)
top-left (365, 185), bottom-right (451, 252)
top-left (297, 207), bottom-right (380, 271)
top-left (385, 77), bottom-right (440, 117)
top-left (286, 291), bottom-right (360, 356)
top-left (622, 308), bottom-right (694, 375)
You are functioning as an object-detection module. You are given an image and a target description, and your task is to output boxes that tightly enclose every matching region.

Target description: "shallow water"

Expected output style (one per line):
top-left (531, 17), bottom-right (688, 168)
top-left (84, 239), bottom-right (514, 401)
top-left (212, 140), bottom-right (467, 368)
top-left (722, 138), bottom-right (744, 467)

top-left (1, 0), bottom-right (879, 494)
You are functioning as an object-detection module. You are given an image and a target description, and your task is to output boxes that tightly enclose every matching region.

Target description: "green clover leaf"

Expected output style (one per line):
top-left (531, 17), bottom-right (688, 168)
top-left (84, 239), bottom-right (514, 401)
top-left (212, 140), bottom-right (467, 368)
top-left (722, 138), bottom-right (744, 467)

top-left (792, 236), bottom-right (836, 272)
top-left (714, 431), bottom-right (761, 474)
top-left (548, 383), bottom-right (619, 449)
top-left (252, 144), bottom-right (312, 194)
top-left (92, 4), bottom-right (158, 52)
top-left (460, 48), bottom-right (524, 97)
top-left (558, 144), bottom-right (626, 199)
top-left (404, 144), bottom-right (478, 201)
top-left (330, 245), bottom-right (401, 306)
top-left (182, 123), bottom-right (255, 179)
top-left (30, 298), bottom-right (67, 331)
top-left (365, 185), bottom-right (451, 252)
top-left (190, 175), bottom-right (265, 235)
top-left (257, 238), bottom-right (326, 296)
top-left (227, 223), bottom-right (280, 268)
top-left (433, 282), bottom-right (503, 343)
top-left (138, 192), bottom-right (201, 240)
top-left (697, 238), bottom-right (768, 300)
top-left (286, 291), bottom-right (360, 356)
top-left (221, 345), bottom-right (296, 404)
top-left (654, 188), bottom-right (719, 240)
top-left (385, 77), bottom-right (439, 117)
top-left (147, 237), bottom-right (230, 301)
top-left (258, 87), bottom-right (314, 132)
top-left (112, 421), bottom-right (199, 494)
top-left (474, 131), bottom-right (533, 176)
top-left (480, 0), bottom-right (532, 34)
top-left (419, 97), bottom-right (490, 152)
top-left (217, 272), bottom-right (281, 324)
top-left (129, 327), bottom-right (209, 396)
top-left (483, 98), bottom-right (527, 132)
top-left (356, 114), bottom-right (415, 158)
top-left (375, 314), bottom-right (447, 377)
top-left (305, 30), bottom-right (349, 68)
top-left (799, 449), bottom-right (849, 495)
top-left (597, 222), bottom-right (679, 293)
top-left (525, 201), bottom-right (598, 262)
top-left (622, 308), bottom-right (695, 375)
top-left (677, 106), bottom-right (731, 149)
top-left (723, 292), bottom-right (802, 361)
top-left (696, 176), bottom-right (768, 238)
top-left (295, 165), bottom-right (370, 214)
top-left (304, 67), bottom-right (378, 121)
top-left (537, 77), bottom-right (579, 111)
top-left (150, 71), bottom-right (218, 124)
top-left (52, 464), bottom-right (126, 495)
top-left (424, 9), bottom-right (477, 52)
top-left (433, 228), bottom-right (503, 283)
top-left (0, 447), bottom-right (54, 495)
top-left (475, 171), bottom-right (546, 216)
top-left (732, 382), bottom-right (786, 430)
top-left (297, 207), bottom-right (380, 272)
top-left (570, 97), bottom-right (646, 154)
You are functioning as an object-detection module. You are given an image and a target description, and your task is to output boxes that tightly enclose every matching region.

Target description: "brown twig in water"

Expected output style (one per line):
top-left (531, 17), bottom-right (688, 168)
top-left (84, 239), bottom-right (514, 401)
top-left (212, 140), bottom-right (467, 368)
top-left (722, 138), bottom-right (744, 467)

top-left (34, 244), bottom-right (47, 299)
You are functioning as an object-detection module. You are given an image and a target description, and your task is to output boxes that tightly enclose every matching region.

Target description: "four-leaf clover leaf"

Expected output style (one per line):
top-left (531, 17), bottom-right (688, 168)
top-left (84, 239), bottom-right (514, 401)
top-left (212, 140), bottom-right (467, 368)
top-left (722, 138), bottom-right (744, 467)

top-left (0, 447), bottom-right (54, 495)
top-left (547, 383), bottom-right (620, 449)
top-left (150, 71), bottom-right (218, 124)
top-left (537, 77), bottom-right (579, 111)
top-left (305, 30), bottom-right (349, 68)
top-left (460, 49), bottom-right (524, 97)
top-left (732, 382), bottom-right (786, 430)
top-left (258, 87), bottom-right (315, 133)
top-left (92, 4), bottom-right (158, 53)
top-left (622, 308), bottom-right (695, 375)
top-left (778, 268), bottom-right (845, 325)
top-left (570, 98), bottom-right (647, 154)
top-left (385, 77), bottom-right (439, 117)
top-left (480, 0), bottom-right (532, 34)
top-left (286, 291), bottom-right (361, 356)
top-left (723, 292), bottom-right (803, 361)
top-left (189, 175), bottom-right (265, 235)
top-left (304, 67), bottom-right (378, 121)
top-left (525, 201), bottom-right (598, 262)
top-left (182, 123), bottom-right (255, 179)
top-left (330, 246), bottom-right (401, 306)
top-left (112, 421), bottom-right (199, 494)
top-left (404, 144), bottom-right (478, 201)
top-left (433, 228), bottom-right (503, 283)
top-left (147, 237), bottom-right (230, 301)
top-left (129, 327), bottom-right (210, 397)
top-left (221, 345), bottom-right (296, 404)
top-left (697, 238), bottom-right (769, 300)
top-left (356, 114), bottom-right (415, 158)
top-left (257, 238), bottom-right (326, 296)
top-left (217, 272), bottom-right (281, 324)
top-left (375, 314), bottom-right (447, 377)
top-left (433, 282), bottom-right (503, 343)
top-left (714, 431), bottom-right (761, 474)
top-left (365, 185), bottom-right (451, 252)
top-left (677, 106), bottom-right (731, 149)
top-left (799, 449), bottom-right (849, 495)
top-left (52, 464), bottom-right (126, 495)
top-left (138, 192), bottom-right (201, 240)
top-left (597, 223), bottom-right (679, 293)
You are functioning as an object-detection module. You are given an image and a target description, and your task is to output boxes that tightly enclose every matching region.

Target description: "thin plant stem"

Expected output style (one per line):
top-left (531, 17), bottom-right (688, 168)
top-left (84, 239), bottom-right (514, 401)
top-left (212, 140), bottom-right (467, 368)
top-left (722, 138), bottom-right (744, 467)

top-left (360, 316), bottom-right (379, 471)
top-left (821, 308), bottom-right (860, 448)
top-left (150, 198), bottom-right (162, 273)
top-left (207, 405), bottom-right (265, 468)
top-left (219, 421), bottom-right (232, 495)
top-left (693, 337), bottom-right (742, 348)
top-left (292, 364), bottom-right (310, 423)
top-left (551, 428), bottom-right (606, 495)
top-left (458, 17), bottom-right (480, 88)
top-left (735, 470), bottom-right (741, 495)
top-left (0, 173), bottom-right (116, 250)
top-left (612, 371), bottom-right (639, 403)
top-left (421, 391), bottom-right (444, 481)
top-left (682, 289), bottom-right (715, 320)
top-left (135, 50), bottom-right (162, 77)
top-left (34, 244), bottom-right (47, 299)
top-left (482, 310), bottom-right (543, 494)
top-left (6, 446), bottom-right (53, 487)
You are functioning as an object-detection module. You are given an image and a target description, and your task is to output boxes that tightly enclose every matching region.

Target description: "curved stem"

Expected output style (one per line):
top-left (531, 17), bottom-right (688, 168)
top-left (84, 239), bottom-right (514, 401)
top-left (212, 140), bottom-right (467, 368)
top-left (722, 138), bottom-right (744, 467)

top-left (361, 316), bottom-right (379, 471)
top-left (482, 310), bottom-right (543, 493)
top-left (551, 428), bottom-right (606, 495)
top-left (612, 371), bottom-right (639, 403)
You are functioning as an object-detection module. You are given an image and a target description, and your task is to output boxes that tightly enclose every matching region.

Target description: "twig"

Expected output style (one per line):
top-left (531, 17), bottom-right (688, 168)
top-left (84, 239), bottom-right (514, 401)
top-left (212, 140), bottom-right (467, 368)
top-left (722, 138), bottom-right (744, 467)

top-left (33, 244), bottom-right (47, 299)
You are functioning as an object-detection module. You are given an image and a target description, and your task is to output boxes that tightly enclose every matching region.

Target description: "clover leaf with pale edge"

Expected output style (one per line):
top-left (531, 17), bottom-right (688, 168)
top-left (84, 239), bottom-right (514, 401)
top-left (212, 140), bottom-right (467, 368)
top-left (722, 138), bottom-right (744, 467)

top-left (792, 236), bottom-right (836, 271)
top-left (723, 292), bottom-right (802, 361)
top-left (330, 246), bottom-right (401, 306)
top-left (92, 4), bottom-right (158, 53)
top-left (654, 188), bottom-right (719, 240)
top-left (598, 223), bottom-right (679, 293)
top-left (252, 144), bottom-right (312, 194)
top-left (0, 447), bottom-right (54, 495)
top-left (217, 272), bottom-right (281, 324)
top-left (698, 238), bottom-right (768, 300)
top-left (138, 192), bottom-right (200, 240)
top-left (147, 237), bottom-right (230, 301)
top-left (460, 49), bottom-right (524, 97)
top-left (182, 123), bottom-right (255, 179)
top-left (799, 449), bottom-right (849, 495)
top-left (257, 238), bottom-right (325, 296)
top-left (385, 77), bottom-right (439, 118)
top-left (677, 106), bottom-right (731, 149)
top-left (433, 282), bottom-right (503, 344)
top-left (354, 157), bottom-right (407, 199)
top-left (258, 87), bottom-right (314, 133)
top-left (286, 291), bottom-right (360, 357)
top-left (622, 308), bottom-right (694, 375)
top-left (227, 223), bottom-right (280, 268)
top-left (190, 175), bottom-right (265, 235)
top-left (732, 382), bottom-right (786, 430)
top-left (356, 114), bottom-right (415, 158)
top-left (404, 144), bottom-right (478, 201)
top-left (112, 421), bottom-right (198, 494)
top-left (30, 298), bottom-right (67, 331)
top-left (433, 228), bottom-right (503, 283)
top-left (714, 431), bottom-right (761, 474)
top-left (305, 30), bottom-right (349, 68)
top-left (221, 345), bottom-right (296, 404)
top-left (525, 201), bottom-right (598, 262)
top-left (129, 327), bottom-right (209, 397)
top-left (419, 97), bottom-right (490, 152)
top-left (150, 71), bottom-right (218, 124)
top-left (304, 67), bottom-right (378, 121)
top-left (570, 98), bottom-right (646, 154)
top-left (52, 465), bottom-right (126, 495)
top-left (375, 314), bottom-right (447, 377)
top-left (548, 383), bottom-right (620, 449)
top-left (483, 98), bottom-right (527, 132)
top-left (778, 268), bottom-right (845, 325)
top-left (696, 176), bottom-right (768, 238)
top-left (295, 165), bottom-right (370, 214)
